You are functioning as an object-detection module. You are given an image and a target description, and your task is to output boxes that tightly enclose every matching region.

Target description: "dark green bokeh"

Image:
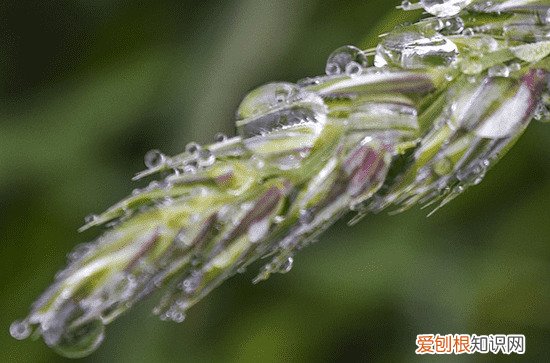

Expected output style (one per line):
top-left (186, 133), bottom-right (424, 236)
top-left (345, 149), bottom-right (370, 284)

top-left (1, 1), bottom-right (548, 362)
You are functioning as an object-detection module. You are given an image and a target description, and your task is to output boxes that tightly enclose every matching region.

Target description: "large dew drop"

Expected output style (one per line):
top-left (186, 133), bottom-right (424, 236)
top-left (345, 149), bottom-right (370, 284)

top-left (9, 320), bottom-right (31, 340)
top-left (420, 0), bottom-right (472, 17)
top-left (375, 29), bottom-right (458, 69)
top-left (325, 45), bottom-right (368, 77)
top-left (144, 149), bottom-right (166, 169)
top-left (235, 82), bottom-right (327, 138)
top-left (50, 319), bottom-right (105, 359)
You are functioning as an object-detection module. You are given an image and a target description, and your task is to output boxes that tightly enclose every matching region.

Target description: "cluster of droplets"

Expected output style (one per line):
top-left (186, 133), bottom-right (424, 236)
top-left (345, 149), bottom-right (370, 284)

top-left (12, 1), bottom-right (550, 358)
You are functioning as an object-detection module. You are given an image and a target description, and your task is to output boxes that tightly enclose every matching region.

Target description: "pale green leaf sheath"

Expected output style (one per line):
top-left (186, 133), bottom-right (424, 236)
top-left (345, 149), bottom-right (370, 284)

top-left (10, 0), bottom-right (550, 357)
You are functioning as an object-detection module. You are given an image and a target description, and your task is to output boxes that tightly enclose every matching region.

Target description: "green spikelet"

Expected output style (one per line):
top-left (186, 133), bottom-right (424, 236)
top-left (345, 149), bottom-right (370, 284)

top-left (10, 0), bottom-right (550, 357)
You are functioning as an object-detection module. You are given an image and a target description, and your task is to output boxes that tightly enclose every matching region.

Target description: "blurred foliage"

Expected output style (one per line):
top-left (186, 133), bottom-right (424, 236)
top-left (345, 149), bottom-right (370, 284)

top-left (1, 1), bottom-right (548, 362)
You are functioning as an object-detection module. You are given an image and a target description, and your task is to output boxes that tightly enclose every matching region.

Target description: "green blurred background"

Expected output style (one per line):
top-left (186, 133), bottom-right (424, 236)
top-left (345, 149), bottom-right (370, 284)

top-left (1, 1), bottom-right (548, 362)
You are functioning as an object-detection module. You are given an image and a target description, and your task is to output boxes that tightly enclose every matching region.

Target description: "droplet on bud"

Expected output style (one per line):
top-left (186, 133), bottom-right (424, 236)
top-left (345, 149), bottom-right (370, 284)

top-left (488, 65), bottom-right (510, 78)
top-left (214, 133), bottom-right (228, 142)
top-left (420, 0), bottom-right (472, 17)
top-left (235, 82), bottom-right (327, 138)
top-left (10, 320), bottom-right (31, 340)
top-left (197, 149), bottom-right (215, 168)
top-left (84, 214), bottom-right (98, 224)
top-left (279, 257), bottom-right (294, 274)
top-left (376, 29), bottom-right (458, 69)
top-left (325, 45), bottom-right (368, 76)
top-left (144, 149), bottom-right (166, 169)
top-left (50, 319), bottom-right (105, 359)
top-left (185, 142), bottom-right (200, 155)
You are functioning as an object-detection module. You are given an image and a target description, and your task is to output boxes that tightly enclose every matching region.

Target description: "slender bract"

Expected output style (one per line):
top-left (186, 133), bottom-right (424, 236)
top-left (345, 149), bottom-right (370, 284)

top-left (10, 0), bottom-right (550, 357)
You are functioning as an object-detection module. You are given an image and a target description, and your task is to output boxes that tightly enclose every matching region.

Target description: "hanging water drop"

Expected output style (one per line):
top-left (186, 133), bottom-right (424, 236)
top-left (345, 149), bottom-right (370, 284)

top-left (9, 320), bottom-right (31, 340)
top-left (325, 45), bottom-right (368, 76)
top-left (420, 0), bottom-right (472, 17)
top-left (144, 149), bottom-right (166, 169)
top-left (50, 319), bottom-right (105, 359)
top-left (279, 257), bottom-right (294, 274)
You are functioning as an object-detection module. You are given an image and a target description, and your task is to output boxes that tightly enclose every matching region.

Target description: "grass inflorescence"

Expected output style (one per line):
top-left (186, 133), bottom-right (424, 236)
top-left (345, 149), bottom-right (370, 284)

top-left (10, 0), bottom-right (550, 357)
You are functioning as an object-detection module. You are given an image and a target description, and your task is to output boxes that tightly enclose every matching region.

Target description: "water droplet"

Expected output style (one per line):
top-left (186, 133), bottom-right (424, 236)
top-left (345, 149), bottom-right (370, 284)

top-left (185, 142), bottom-right (200, 155)
top-left (279, 257), bottom-right (294, 274)
top-left (297, 76), bottom-right (321, 87)
top-left (10, 320), bottom-right (31, 340)
top-left (214, 133), bottom-right (227, 142)
top-left (325, 45), bottom-right (368, 76)
top-left (463, 27), bottom-right (475, 36)
top-left (169, 310), bottom-right (186, 323)
top-left (236, 82), bottom-right (327, 138)
top-left (488, 65), bottom-right (510, 78)
top-left (237, 82), bottom-right (298, 120)
top-left (345, 61), bottom-right (363, 77)
top-left (197, 149), bottom-right (215, 168)
top-left (84, 214), bottom-right (98, 224)
top-left (180, 272), bottom-right (201, 294)
top-left (376, 29), bottom-right (458, 69)
top-left (443, 16), bottom-right (464, 34)
top-left (51, 319), bottom-right (105, 359)
top-left (508, 62), bottom-right (521, 72)
top-left (420, 0), bottom-right (472, 17)
top-left (144, 149), bottom-right (166, 169)
top-left (182, 164), bottom-right (197, 174)
top-left (401, 0), bottom-right (413, 10)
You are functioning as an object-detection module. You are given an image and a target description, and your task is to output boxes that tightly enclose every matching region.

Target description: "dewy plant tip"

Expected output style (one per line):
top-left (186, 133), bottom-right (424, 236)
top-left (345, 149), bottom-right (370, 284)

top-left (11, 0), bottom-right (550, 357)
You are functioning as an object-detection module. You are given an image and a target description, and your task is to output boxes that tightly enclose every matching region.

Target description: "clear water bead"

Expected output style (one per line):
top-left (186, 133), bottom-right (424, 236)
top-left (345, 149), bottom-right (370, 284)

top-left (279, 257), bottom-right (294, 274)
top-left (376, 29), bottom-right (458, 69)
top-left (185, 142), bottom-right (200, 155)
top-left (488, 65), bottom-right (510, 78)
top-left (325, 45), bottom-right (368, 76)
top-left (50, 319), bottom-right (105, 359)
top-left (10, 320), bottom-right (31, 340)
top-left (420, 0), bottom-right (472, 17)
top-left (237, 82), bottom-right (299, 120)
top-left (236, 82), bottom-right (327, 138)
top-left (443, 16), bottom-right (464, 34)
top-left (84, 214), bottom-right (98, 224)
top-left (214, 133), bottom-right (227, 142)
top-left (144, 149), bottom-right (166, 169)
